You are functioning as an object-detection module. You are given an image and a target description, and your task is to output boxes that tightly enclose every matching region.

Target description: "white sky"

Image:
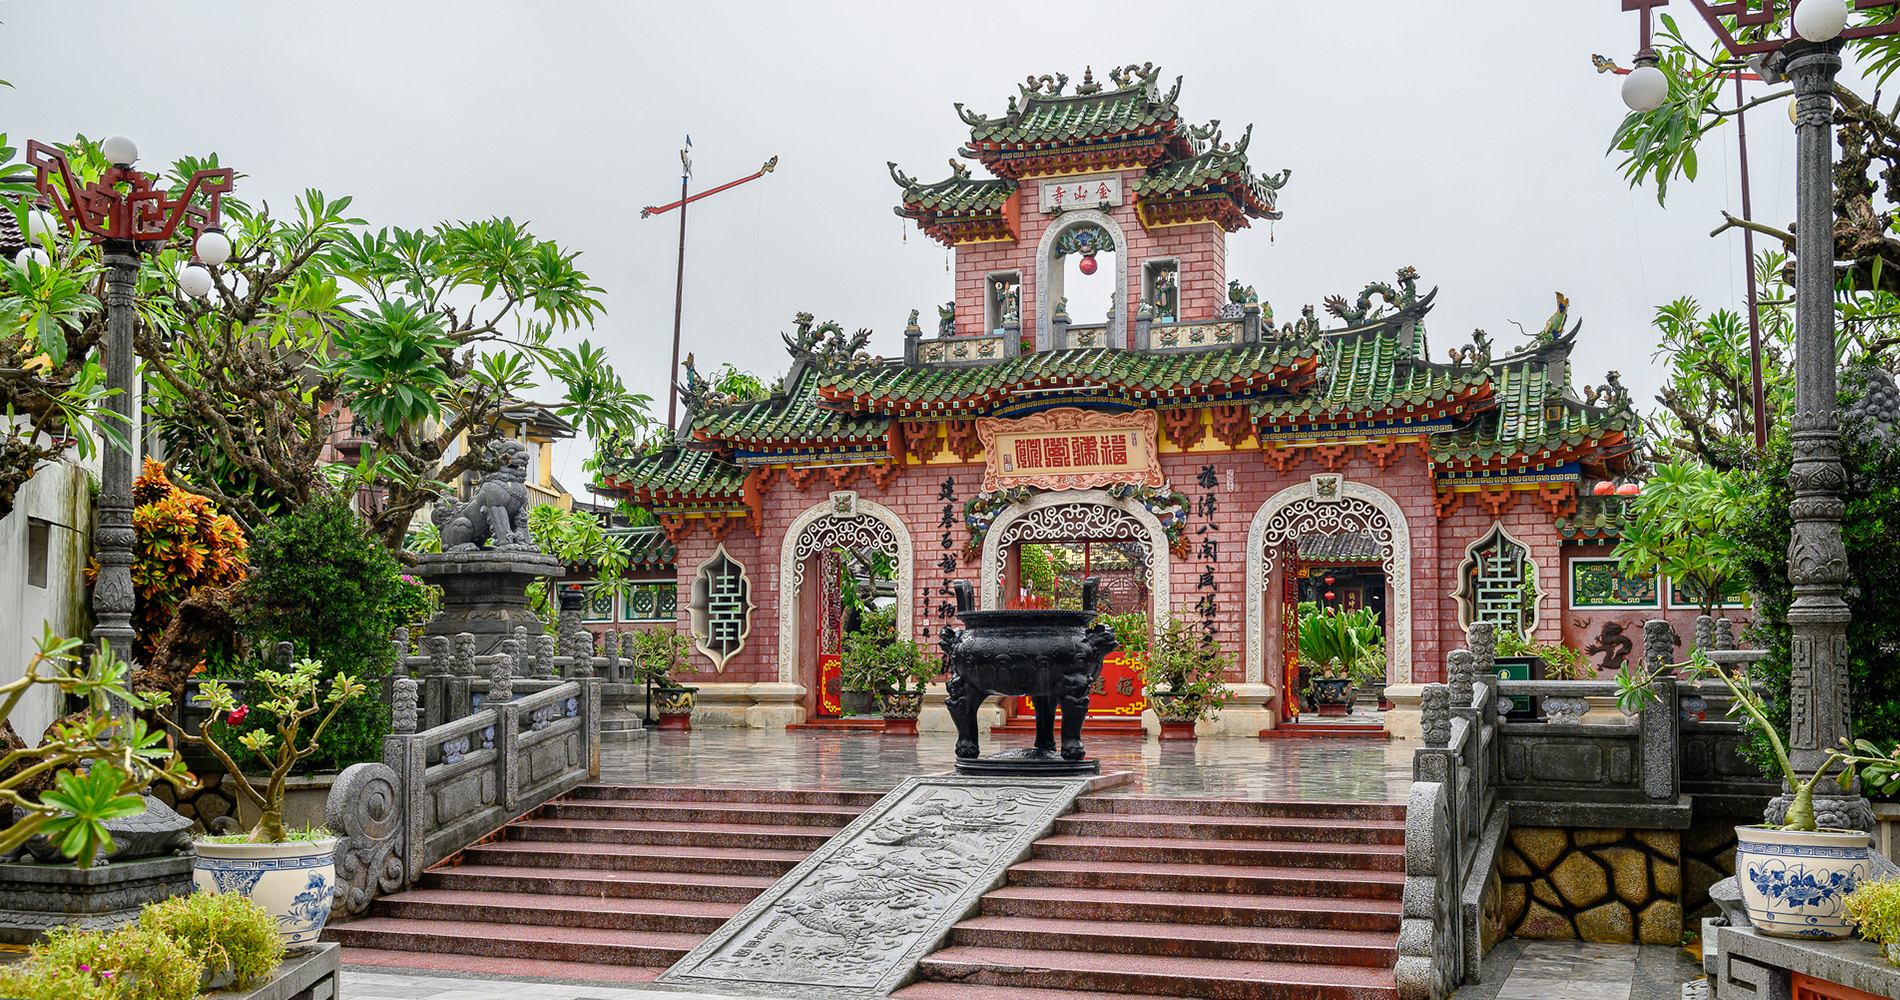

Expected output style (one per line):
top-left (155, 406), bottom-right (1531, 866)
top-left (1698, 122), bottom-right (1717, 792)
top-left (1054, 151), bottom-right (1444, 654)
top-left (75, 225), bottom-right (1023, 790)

top-left (0, 1), bottom-right (1827, 499)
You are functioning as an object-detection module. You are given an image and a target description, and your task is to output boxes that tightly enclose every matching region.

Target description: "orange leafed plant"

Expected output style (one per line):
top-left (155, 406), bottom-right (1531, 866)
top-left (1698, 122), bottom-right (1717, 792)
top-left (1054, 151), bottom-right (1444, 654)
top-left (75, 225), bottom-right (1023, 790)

top-left (110, 460), bottom-right (249, 662)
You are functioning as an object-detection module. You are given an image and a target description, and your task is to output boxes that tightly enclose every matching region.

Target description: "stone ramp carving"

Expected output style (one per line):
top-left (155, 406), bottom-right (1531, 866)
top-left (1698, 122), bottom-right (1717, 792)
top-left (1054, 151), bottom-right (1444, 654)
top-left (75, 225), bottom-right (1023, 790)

top-left (657, 775), bottom-right (1093, 999)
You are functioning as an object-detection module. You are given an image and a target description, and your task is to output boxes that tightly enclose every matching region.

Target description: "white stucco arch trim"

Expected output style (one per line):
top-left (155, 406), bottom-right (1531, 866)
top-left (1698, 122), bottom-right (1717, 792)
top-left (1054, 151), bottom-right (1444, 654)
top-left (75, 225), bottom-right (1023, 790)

top-left (978, 489), bottom-right (1171, 626)
top-left (1034, 208), bottom-right (1129, 350)
top-left (774, 495), bottom-right (914, 686)
top-left (1243, 478), bottom-right (1415, 685)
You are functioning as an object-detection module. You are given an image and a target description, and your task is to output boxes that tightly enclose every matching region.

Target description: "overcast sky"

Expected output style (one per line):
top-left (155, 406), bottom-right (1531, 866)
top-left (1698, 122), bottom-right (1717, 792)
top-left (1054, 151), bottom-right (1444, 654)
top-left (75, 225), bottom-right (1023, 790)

top-left (0, 2), bottom-right (1824, 499)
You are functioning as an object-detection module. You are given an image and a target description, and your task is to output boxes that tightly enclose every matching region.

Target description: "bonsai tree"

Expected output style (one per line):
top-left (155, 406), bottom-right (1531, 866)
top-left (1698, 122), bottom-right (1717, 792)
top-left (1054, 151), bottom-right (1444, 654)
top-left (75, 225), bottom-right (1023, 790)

top-left (877, 640), bottom-right (936, 696)
top-left (164, 657), bottom-right (367, 843)
top-left (0, 629), bottom-right (189, 867)
top-left (630, 627), bottom-right (693, 689)
top-left (1138, 613), bottom-right (1234, 720)
top-left (839, 606), bottom-right (898, 694)
top-left (1617, 649), bottom-right (1900, 831)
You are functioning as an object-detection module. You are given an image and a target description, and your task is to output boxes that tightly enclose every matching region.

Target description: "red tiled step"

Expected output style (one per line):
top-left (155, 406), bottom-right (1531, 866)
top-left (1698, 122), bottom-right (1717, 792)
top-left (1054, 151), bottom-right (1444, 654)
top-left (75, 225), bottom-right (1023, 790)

top-left (1052, 811), bottom-right (1406, 845)
top-left (1074, 795), bottom-right (1407, 821)
top-left (1030, 834), bottom-right (1404, 872)
top-left (916, 946), bottom-right (1399, 1000)
top-left (948, 916), bottom-right (1396, 967)
top-left (977, 885), bottom-right (1402, 933)
top-left (1260, 723), bottom-right (1388, 740)
top-left (547, 798), bottom-right (865, 827)
top-left (418, 863), bottom-right (775, 903)
top-left (894, 983), bottom-right (1180, 1000)
top-left (339, 947), bottom-right (662, 982)
top-left (325, 917), bottom-right (701, 967)
top-left (370, 889), bottom-right (740, 934)
top-left (506, 816), bottom-right (841, 851)
top-left (460, 839), bottom-right (807, 876)
top-left (1005, 859), bottom-right (1404, 899)
top-left (786, 718), bottom-right (887, 730)
top-left (991, 716), bottom-right (1146, 735)
top-left (568, 784), bottom-right (885, 807)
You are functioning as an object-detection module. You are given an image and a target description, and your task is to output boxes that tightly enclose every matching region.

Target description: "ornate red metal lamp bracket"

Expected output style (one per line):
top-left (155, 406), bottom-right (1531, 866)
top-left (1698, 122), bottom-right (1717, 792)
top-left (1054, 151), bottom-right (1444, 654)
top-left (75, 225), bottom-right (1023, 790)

top-left (24, 138), bottom-right (233, 248)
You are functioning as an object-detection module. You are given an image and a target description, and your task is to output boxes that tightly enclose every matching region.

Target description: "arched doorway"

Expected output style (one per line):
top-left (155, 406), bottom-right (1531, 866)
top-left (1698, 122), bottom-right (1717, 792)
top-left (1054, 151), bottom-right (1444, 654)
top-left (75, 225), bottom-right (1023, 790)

top-left (776, 493), bottom-right (913, 717)
top-left (1244, 475), bottom-right (1414, 713)
top-left (1034, 210), bottom-right (1130, 349)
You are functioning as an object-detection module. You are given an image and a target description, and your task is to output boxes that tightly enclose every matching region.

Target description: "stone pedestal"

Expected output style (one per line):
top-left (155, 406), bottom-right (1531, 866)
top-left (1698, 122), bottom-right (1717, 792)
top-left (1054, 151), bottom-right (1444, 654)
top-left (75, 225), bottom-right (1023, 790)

top-left (413, 550), bottom-right (562, 655)
top-left (0, 854), bottom-right (193, 944)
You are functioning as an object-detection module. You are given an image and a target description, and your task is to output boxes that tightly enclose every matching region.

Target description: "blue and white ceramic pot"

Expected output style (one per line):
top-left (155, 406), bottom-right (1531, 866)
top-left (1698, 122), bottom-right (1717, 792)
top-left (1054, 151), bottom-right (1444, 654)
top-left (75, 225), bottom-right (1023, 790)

top-left (1733, 825), bottom-right (1869, 939)
top-left (193, 837), bottom-right (338, 952)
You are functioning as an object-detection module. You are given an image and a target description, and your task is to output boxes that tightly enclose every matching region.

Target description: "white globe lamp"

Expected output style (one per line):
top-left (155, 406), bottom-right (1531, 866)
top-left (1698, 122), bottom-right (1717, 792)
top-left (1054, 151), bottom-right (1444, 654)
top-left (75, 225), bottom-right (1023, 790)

top-left (178, 262), bottom-right (213, 298)
top-left (1622, 61), bottom-right (1670, 113)
top-left (1794, 0), bottom-right (1849, 43)
top-left (24, 208), bottom-right (58, 243)
top-left (15, 246), bottom-right (49, 269)
top-left (100, 135), bottom-right (139, 168)
top-left (194, 227), bottom-right (232, 267)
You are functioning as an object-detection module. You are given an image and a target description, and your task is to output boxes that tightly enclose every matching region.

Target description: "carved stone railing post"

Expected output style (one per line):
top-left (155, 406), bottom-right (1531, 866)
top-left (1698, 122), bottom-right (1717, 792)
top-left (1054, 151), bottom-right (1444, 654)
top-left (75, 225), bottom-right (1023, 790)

top-left (1421, 684), bottom-right (1451, 749)
top-left (382, 727), bottom-right (426, 884)
top-left (602, 631), bottom-right (623, 683)
top-left (389, 628), bottom-right (410, 677)
top-left (579, 676), bottom-right (602, 779)
top-left (1694, 615), bottom-right (1714, 654)
top-left (533, 633), bottom-right (558, 679)
top-left (425, 634), bottom-right (450, 675)
top-left (489, 640), bottom-right (515, 704)
top-left (1447, 650), bottom-right (1475, 712)
top-left (512, 626), bottom-right (532, 680)
top-left (1467, 621), bottom-right (1495, 680)
top-left (1642, 619), bottom-right (1674, 674)
top-left (391, 677), bottom-right (419, 735)
top-left (1715, 617), bottom-right (1736, 651)
top-left (497, 699), bottom-right (522, 811)
top-left (1641, 673), bottom-right (1680, 801)
top-left (327, 759), bottom-right (406, 919)
top-left (450, 632), bottom-right (476, 676)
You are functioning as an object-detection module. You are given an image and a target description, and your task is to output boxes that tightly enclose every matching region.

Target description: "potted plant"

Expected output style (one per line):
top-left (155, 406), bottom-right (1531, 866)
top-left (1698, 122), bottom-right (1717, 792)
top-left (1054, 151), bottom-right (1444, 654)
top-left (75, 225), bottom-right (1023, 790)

top-left (1618, 650), bottom-right (1900, 939)
top-left (0, 890), bottom-right (284, 999)
top-left (1297, 605), bottom-right (1379, 717)
top-left (1350, 642), bottom-right (1389, 711)
top-left (1139, 613), bottom-right (1233, 740)
top-left (875, 642), bottom-right (935, 736)
top-left (1493, 628), bottom-right (1550, 721)
top-left (1845, 877), bottom-right (1900, 967)
top-left (164, 656), bottom-right (368, 951)
top-left (631, 627), bottom-right (697, 730)
top-left (838, 606), bottom-right (896, 717)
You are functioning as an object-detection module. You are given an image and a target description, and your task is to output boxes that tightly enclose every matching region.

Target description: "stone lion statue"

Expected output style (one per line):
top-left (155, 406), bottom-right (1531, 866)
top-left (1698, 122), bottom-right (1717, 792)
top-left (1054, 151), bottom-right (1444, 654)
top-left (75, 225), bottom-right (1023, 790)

top-left (435, 439), bottom-right (536, 551)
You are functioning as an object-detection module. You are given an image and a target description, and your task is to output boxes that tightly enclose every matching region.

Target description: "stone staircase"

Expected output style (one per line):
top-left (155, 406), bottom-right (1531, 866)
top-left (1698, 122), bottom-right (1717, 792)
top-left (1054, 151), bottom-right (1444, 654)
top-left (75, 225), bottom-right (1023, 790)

top-left (894, 794), bottom-right (1406, 1000)
top-left (324, 784), bottom-right (882, 982)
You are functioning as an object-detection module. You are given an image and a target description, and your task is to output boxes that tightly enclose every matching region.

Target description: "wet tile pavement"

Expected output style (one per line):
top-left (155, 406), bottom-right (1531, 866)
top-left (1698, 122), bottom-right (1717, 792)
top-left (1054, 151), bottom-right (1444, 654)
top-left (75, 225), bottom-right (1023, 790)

top-left (598, 726), bottom-right (1415, 802)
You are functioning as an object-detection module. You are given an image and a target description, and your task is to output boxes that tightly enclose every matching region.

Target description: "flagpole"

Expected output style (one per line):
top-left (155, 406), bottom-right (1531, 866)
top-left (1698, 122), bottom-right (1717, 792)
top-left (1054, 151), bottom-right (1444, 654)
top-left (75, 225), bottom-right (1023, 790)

top-left (666, 140), bottom-right (691, 431)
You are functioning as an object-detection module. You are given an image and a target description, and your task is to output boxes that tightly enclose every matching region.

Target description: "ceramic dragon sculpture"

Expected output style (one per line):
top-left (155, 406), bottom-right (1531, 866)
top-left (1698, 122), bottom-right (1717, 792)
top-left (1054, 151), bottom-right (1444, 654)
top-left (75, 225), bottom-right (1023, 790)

top-left (783, 312), bottom-right (877, 372)
top-left (678, 352), bottom-right (738, 412)
top-left (1323, 266), bottom-right (1422, 325)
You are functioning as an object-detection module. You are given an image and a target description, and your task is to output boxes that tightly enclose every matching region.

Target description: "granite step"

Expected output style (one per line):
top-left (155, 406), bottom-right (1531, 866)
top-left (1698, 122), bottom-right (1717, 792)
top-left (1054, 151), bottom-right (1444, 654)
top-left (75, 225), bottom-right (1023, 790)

top-left (568, 784), bottom-right (886, 808)
top-left (339, 947), bottom-right (663, 982)
top-left (1029, 834), bottom-right (1406, 872)
top-left (1005, 859), bottom-right (1404, 899)
top-left (460, 838), bottom-right (808, 876)
top-left (948, 916), bottom-right (1396, 967)
top-left (1051, 811), bottom-right (1407, 845)
top-left (915, 946), bottom-right (1398, 1000)
top-left (417, 863), bottom-right (775, 903)
top-left (1073, 795), bottom-right (1407, 821)
top-left (547, 798), bottom-right (866, 827)
top-left (976, 885), bottom-right (1403, 932)
top-left (505, 816), bottom-right (841, 851)
top-left (326, 916), bottom-right (702, 967)
top-left (370, 888), bottom-right (741, 933)
top-left (893, 984), bottom-right (1179, 1000)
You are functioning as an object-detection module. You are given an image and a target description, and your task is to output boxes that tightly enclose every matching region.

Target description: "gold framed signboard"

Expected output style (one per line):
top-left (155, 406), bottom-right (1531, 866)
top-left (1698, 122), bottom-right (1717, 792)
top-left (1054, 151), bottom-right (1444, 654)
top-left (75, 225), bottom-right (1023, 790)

top-left (976, 408), bottom-right (1162, 492)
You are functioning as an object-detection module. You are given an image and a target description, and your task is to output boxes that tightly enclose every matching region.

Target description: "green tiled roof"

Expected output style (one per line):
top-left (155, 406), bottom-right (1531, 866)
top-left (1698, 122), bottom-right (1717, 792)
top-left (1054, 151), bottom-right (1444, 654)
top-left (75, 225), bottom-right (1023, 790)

top-left (1429, 363), bottom-right (1636, 464)
top-left (1253, 331), bottom-right (1488, 423)
top-left (600, 446), bottom-right (747, 502)
top-left (963, 78), bottom-right (1181, 147)
top-left (694, 367), bottom-right (891, 447)
top-left (820, 344), bottom-right (1316, 413)
top-left (1131, 129), bottom-right (1284, 217)
top-left (615, 526), bottom-right (677, 569)
top-left (892, 169), bottom-right (1015, 216)
top-left (1556, 494), bottom-right (1632, 540)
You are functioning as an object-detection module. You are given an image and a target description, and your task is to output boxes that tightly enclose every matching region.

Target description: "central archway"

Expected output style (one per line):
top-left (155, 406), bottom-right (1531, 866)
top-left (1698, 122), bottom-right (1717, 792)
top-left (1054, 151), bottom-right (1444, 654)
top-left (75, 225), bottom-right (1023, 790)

top-left (776, 494), bottom-right (913, 688)
top-left (1243, 476), bottom-right (1414, 685)
top-left (979, 489), bottom-right (1171, 626)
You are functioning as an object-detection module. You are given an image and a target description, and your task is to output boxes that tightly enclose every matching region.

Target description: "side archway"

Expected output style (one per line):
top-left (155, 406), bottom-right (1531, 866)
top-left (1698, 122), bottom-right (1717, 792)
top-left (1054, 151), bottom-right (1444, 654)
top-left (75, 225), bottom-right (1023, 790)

top-left (979, 489), bottom-right (1171, 626)
top-left (1034, 209), bottom-right (1130, 349)
top-left (775, 495), bottom-right (914, 687)
top-left (1243, 477), bottom-right (1414, 685)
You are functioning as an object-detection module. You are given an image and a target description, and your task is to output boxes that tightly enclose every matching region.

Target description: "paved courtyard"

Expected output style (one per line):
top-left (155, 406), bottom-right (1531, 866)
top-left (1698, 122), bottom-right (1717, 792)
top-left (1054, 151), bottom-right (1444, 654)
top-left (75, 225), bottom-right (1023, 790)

top-left (598, 726), bottom-right (1416, 801)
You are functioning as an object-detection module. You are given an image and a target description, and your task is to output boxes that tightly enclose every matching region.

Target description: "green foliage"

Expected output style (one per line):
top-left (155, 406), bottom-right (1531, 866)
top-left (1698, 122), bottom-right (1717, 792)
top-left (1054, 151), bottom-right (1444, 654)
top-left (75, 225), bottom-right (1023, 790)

top-left (1616, 462), bottom-right (1749, 618)
top-left (1296, 602), bottom-right (1381, 678)
top-left (1846, 877), bottom-right (1900, 962)
top-left (526, 504), bottom-right (630, 616)
top-left (630, 627), bottom-right (693, 687)
top-left (325, 299), bottom-right (458, 438)
top-left (233, 493), bottom-right (405, 773)
top-left (1017, 544), bottom-right (1058, 604)
top-left (125, 459), bottom-right (249, 666)
top-left (1140, 611), bottom-right (1234, 719)
top-left (138, 892), bottom-right (284, 991)
top-left (37, 767), bottom-right (145, 865)
top-left (1497, 630), bottom-right (1593, 681)
top-left (840, 606), bottom-right (897, 692)
top-left (0, 923), bottom-right (202, 1000)
top-left (1605, 14), bottom-right (1731, 206)
top-left (1099, 611), bottom-right (1150, 654)
top-left (711, 363), bottom-right (772, 403)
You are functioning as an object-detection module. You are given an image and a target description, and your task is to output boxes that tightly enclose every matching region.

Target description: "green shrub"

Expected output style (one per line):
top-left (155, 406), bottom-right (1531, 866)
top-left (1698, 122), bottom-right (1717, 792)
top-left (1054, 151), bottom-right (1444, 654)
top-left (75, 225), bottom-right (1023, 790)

top-left (0, 924), bottom-right (202, 1000)
top-left (1099, 612), bottom-right (1150, 654)
top-left (231, 492), bottom-right (409, 772)
top-left (1846, 877), bottom-right (1900, 963)
top-left (140, 891), bottom-right (284, 990)
top-left (840, 606), bottom-right (898, 692)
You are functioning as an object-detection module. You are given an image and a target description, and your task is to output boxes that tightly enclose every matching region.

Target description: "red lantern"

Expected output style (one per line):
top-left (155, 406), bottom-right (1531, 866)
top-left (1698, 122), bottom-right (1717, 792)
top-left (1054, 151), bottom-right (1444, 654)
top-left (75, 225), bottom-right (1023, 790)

top-left (1616, 483), bottom-right (1641, 496)
top-left (1593, 481), bottom-right (1615, 495)
top-left (1078, 254), bottom-right (1098, 275)
top-left (1324, 591), bottom-right (1336, 601)
top-left (1324, 575), bottom-right (1336, 585)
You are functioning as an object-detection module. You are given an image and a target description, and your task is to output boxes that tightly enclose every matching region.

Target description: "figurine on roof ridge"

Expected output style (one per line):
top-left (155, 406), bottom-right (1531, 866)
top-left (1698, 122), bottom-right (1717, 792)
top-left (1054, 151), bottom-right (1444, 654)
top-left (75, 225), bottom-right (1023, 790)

top-left (1324, 267), bottom-right (1423, 326)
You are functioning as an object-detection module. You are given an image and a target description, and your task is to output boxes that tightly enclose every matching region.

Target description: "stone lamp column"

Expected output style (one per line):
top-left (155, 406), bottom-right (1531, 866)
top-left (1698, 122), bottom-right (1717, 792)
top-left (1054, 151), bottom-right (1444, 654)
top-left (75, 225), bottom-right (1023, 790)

top-left (1774, 38), bottom-right (1873, 832)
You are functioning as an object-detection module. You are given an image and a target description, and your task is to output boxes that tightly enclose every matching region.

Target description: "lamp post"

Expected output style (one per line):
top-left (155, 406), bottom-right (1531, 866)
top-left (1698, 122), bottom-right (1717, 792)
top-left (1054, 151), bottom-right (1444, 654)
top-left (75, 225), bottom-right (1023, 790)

top-left (1613, 0), bottom-right (1886, 831)
top-left (22, 138), bottom-right (234, 661)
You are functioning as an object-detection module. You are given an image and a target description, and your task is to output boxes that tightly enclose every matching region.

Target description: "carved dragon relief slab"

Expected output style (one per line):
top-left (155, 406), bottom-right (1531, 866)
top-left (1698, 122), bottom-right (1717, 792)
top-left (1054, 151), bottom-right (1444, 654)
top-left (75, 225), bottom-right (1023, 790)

top-left (658, 776), bottom-right (1092, 999)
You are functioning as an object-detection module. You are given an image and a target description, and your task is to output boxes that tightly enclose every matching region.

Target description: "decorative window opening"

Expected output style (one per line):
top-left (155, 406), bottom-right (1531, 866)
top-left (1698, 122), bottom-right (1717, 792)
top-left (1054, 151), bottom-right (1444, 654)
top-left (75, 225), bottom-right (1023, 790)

top-left (1454, 523), bottom-right (1538, 636)
top-left (26, 519), bottom-right (49, 589)
top-left (987, 272), bottom-right (1021, 334)
top-left (689, 545), bottom-right (753, 672)
top-left (1143, 260), bottom-right (1180, 322)
top-left (621, 580), bottom-right (678, 622)
top-left (1049, 223), bottom-right (1118, 328)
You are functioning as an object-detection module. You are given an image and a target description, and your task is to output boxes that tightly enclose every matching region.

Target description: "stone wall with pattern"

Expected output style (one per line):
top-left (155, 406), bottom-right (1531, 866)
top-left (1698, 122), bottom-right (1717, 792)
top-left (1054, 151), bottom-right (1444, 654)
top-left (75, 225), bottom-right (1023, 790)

top-left (1497, 826), bottom-right (1685, 945)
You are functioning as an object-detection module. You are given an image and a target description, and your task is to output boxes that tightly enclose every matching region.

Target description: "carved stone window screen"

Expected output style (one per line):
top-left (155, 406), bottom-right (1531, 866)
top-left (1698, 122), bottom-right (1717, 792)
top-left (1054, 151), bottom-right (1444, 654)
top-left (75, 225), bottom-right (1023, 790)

top-left (689, 545), bottom-right (754, 672)
top-left (992, 503), bottom-right (1152, 584)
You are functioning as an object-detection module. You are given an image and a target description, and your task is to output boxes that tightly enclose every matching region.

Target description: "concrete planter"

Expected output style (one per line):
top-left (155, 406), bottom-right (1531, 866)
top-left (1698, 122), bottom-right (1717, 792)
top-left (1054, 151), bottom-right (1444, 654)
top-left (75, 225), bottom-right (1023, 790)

top-left (1150, 691), bottom-right (1200, 740)
top-left (1734, 824), bottom-right (1871, 940)
top-left (192, 837), bottom-right (337, 952)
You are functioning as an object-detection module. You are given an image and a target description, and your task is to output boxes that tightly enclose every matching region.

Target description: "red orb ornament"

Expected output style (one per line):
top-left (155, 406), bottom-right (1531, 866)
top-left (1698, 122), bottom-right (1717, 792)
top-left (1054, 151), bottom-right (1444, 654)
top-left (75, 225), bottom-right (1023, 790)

top-left (1078, 254), bottom-right (1098, 275)
top-left (1593, 481), bottom-right (1615, 495)
top-left (1324, 591), bottom-right (1336, 601)
top-left (1616, 483), bottom-right (1641, 496)
top-left (1324, 575), bottom-right (1336, 585)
